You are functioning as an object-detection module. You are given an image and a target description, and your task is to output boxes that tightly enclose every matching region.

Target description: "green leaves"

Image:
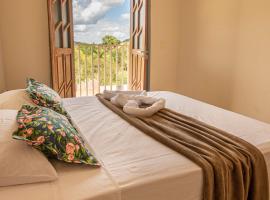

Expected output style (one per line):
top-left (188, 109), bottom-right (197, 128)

top-left (74, 40), bottom-right (129, 86)
top-left (102, 35), bottom-right (121, 45)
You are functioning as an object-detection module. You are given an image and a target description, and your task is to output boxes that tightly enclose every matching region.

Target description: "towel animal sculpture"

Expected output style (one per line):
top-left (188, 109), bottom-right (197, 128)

top-left (102, 90), bottom-right (165, 117)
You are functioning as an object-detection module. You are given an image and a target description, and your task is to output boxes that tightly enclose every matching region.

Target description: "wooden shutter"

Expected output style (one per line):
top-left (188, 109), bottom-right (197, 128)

top-left (129, 0), bottom-right (149, 90)
top-left (47, 0), bottom-right (75, 98)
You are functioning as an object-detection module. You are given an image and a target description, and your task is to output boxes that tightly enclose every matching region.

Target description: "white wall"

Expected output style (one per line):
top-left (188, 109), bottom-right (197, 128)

top-left (0, 0), bottom-right (51, 90)
top-left (0, 39), bottom-right (6, 93)
top-left (231, 0), bottom-right (270, 122)
top-left (150, 0), bottom-right (270, 123)
top-left (149, 0), bottom-right (180, 92)
top-left (176, 0), bottom-right (239, 108)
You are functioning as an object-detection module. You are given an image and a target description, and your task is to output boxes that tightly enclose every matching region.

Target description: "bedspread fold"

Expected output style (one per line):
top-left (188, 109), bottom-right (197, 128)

top-left (96, 94), bottom-right (269, 200)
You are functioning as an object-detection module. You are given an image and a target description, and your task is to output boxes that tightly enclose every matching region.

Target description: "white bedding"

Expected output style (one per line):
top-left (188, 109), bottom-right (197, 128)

top-left (1, 91), bottom-right (270, 200)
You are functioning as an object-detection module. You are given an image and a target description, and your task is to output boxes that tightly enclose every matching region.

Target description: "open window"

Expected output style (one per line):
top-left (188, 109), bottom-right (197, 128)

top-left (48, 0), bottom-right (149, 97)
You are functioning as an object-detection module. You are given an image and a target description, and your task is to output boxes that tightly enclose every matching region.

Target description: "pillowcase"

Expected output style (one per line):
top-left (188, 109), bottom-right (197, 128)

top-left (26, 78), bottom-right (69, 117)
top-left (0, 110), bottom-right (57, 186)
top-left (13, 105), bottom-right (99, 166)
top-left (0, 89), bottom-right (35, 110)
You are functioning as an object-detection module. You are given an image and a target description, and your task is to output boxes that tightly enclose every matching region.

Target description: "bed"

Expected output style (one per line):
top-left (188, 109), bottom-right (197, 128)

top-left (1, 91), bottom-right (270, 200)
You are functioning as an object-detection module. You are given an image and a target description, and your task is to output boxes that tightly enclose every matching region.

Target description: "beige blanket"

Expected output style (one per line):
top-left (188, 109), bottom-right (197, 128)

top-left (97, 94), bottom-right (269, 200)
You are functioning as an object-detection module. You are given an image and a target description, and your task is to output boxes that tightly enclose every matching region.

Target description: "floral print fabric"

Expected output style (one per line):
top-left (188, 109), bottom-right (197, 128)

top-left (13, 105), bottom-right (99, 166)
top-left (26, 78), bottom-right (69, 117)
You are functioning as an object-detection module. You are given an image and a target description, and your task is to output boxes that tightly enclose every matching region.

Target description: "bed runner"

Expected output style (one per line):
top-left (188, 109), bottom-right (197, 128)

top-left (96, 94), bottom-right (269, 200)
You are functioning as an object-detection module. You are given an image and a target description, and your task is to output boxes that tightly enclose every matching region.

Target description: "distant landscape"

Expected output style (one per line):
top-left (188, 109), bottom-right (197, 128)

top-left (74, 35), bottom-right (129, 95)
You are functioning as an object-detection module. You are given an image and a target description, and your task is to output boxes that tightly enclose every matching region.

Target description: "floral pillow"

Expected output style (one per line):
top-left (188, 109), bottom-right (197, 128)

top-left (26, 78), bottom-right (69, 117)
top-left (13, 105), bottom-right (99, 166)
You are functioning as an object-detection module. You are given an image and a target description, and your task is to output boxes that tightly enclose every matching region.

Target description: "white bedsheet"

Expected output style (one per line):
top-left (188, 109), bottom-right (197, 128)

top-left (1, 91), bottom-right (270, 200)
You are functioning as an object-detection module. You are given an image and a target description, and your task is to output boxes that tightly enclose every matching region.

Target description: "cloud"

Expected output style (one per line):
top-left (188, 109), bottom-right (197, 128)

top-left (73, 0), bottom-right (125, 25)
top-left (74, 24), bottom-right (87, 32)
top-left (121, 13), bottom-right (130, 20)
top-left (74, 18), bottom-right (129, 44)
top-left (73, 0), bottom-right (130, 44)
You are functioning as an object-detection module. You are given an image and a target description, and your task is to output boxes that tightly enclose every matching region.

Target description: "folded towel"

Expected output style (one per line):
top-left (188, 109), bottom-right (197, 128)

top-left (102, 91), bottom-right (165, 117)
top-left (123, 98), bottom-right (165, 117)
top-left (111, 93), bottom-right (158, 107)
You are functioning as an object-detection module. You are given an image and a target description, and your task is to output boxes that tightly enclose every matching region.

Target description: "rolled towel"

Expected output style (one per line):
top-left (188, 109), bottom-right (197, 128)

top-left (111, 93), bottom-right (129, 107)
top-left (125, 100), bottom-right (139, 108)
top-left (102, 91), bottom-right (166, 117)
top-left (132, 95), bottom-right (157, 105)
top-left (111, 93), bottom-right (158, 107)
top-left (123, 98), bottom-right (166, 117)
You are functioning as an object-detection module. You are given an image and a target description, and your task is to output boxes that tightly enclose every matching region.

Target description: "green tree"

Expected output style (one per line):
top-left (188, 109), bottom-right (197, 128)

top-left (102, 35), bottom-right (121, 45)
top-left (74, 37), bottom-right (129, 89)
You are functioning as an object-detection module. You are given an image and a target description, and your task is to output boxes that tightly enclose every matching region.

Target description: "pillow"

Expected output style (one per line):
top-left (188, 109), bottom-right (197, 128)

top-left (0, 89), bottom-right (35, 110)
top-left (0, 110), bottom-right (57, 186)
top-left (26, 78), bottom-right (69, 117)
top-left (13, 105), bottom-right (99, 166)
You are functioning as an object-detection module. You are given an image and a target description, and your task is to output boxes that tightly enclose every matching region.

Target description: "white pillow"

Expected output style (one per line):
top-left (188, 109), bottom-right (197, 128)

top-left (0, 89), bottom-right (35, 110)
top-left (0, 110), bottom-right (58, 186)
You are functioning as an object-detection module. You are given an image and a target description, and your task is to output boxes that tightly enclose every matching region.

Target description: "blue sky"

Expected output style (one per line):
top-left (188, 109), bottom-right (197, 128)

top-left (73, 0), bottom-right (130, 44)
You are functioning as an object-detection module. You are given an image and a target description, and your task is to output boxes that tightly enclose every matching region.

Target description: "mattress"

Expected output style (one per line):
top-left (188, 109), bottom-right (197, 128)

top-left (1, 91), bottom-right (270, 200)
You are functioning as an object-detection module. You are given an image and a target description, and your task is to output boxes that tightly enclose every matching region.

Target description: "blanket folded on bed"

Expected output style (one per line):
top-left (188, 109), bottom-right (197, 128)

top-left (96, 94), bottom-right (269, 200)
